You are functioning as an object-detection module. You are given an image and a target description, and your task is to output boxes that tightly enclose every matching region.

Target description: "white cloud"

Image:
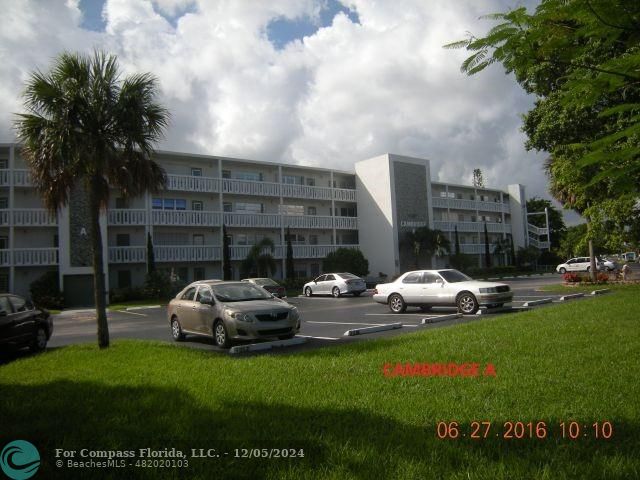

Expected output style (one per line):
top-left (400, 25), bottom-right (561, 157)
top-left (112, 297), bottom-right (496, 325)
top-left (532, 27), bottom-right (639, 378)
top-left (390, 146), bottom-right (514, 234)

top-left (0, 0), bottom-right (575, 220)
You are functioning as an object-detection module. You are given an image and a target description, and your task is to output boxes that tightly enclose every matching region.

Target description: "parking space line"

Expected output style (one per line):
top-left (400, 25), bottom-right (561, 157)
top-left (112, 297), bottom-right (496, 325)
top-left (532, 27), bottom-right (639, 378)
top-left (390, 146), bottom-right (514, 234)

top-left (296, 335), bottom-right (341, 341)
top-left (118, 310), bottom-right (147, 317)
top-left (306, 321), bottom-right (385, 326)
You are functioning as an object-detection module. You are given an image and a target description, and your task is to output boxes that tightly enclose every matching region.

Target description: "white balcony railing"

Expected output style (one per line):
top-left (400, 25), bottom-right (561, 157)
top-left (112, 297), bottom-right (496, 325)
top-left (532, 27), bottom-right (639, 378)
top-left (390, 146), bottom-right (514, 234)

top-left (154, 245), bottom-right (221, 262)
top-left (432, 197), bottom-right (509, 213)
top-left (528, 223), bottom-right (549, 236)
top-left (108, 246), bottom-right (146, 263)
top-left (223, 212), bottom-right (281, 228)
top-left (166, 174), bottom-right (220, 193)
top-left (108, 209), bottom-right (147, 226)
top-left (0, 250), bottom-right (10, 266)
top-left (13, 209), bottom-right (57, 226)
top-left (222, 179), bottom-right (280, 197)
top-left (282, 215), bottom-right (334, 229)
top-left (433, 221), bottom-right (507, 233)
top-left (13, 169), bottom-right (32, 187)
top-left (528, 236), bottom-right (551, 249)
top-left (13, 248), bottom-right (58, 266)
top-left (152, 210), bottom-right (221, 227)
top-left (333, 188), bottom-right (357, 202)
top-left (459, 244), bottom-right (496, 255)
top-left (0, 210), bottom-right (9, 225)
top-left (0, 170), bottom-right (10, 186)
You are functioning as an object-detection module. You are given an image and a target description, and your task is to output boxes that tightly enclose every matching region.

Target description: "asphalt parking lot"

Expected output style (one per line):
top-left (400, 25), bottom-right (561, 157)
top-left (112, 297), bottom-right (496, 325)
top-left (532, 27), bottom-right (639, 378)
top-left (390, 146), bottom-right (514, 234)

top-left (41, 273), bottom-right (597, 355)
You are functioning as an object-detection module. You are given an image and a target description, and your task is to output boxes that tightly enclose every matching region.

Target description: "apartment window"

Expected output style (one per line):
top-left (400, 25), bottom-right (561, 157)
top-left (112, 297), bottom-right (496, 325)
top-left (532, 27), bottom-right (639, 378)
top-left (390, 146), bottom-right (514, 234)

top-left (309, 235), bottom-right (318, 245)
top-left (283, 175), bottom-right (303, 185)
top-left (310, 263), bottom-right (320, 277)
top-left (295, 268), bottom-right (307, 278)
top-left (0, 159), bottom-right (7, 169)
top-left (289, 234), bottom-right (306, 245)
top-left (192, 200), bottom-right (203, 211)
top-left (439, 191), bottom-right (455, 199)
top-left (54, 235), bottom-right (59, 248)
top-left (191, 167), bottom-right (202, 177)
top-left (471, 216), bottom-right (477, 222)
top-left (236, 172), bottom-right (262, 182)
top-left (236, 234), bottom-right (248, 246)
top-left (306, 178), bottom-right (315, 186)
top-left (152, 198), bottom-right (162, 209)
top-left (193, 234), bottom-right (204, 246)
top-left (115, 197), bottom-right (129, 209)
top-left (279, 205), bottom-right (304, 216)
top-left (235, 202), bottom-right (263, 213)
top-left (117, 270), bottom-right (132, 289)
top-left (194, 267), bottom-right (205, 281)
top-left (307, 206), bottom-right (317, 216)
top-left (116, 234), bottom-right (130, 247)
top-left (152, 198), bottom-right (186, 210)
top-left (0, 236), bottom-right (7, 249)
top-left (340, 206), bottom-right (357, 217)
top-left (223, 202), bottom-right (233, 212)
top-left (0, 198), bottom-right (8, 209)
top-left (177, 267), bottom-right (188, 283)
top-left (222, 170), bottom-right (231, 179)
top-left (0, 274), bottom-right (8, 293)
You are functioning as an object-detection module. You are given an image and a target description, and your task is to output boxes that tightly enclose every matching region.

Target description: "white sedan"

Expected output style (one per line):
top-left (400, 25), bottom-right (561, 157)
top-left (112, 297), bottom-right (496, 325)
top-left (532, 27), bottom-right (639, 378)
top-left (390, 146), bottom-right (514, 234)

top-left (373, 269), bottom-right (513, 315)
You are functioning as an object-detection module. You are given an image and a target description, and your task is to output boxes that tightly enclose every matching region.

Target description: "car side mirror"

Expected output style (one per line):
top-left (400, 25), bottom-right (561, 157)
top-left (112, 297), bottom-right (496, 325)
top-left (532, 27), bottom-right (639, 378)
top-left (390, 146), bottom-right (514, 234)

top-left (201, 298), bottom-right (214, 306)
top-left (314, 280), bottom-right (317, 284)
top-left (436, 278), bottom-right (444, 285)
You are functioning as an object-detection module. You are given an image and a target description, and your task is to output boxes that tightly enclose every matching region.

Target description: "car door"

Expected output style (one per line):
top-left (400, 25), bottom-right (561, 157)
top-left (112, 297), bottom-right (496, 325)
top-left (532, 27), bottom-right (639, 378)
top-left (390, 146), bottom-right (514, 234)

top-left (193, 286), bottom-right (215, 334)
top-left (419, 273), bottom-right (443, 305)
top-left (0, 296), bottom-right (16, 348)
top-left (399, 272), bottom-right (423, 303)
top-left (176, 286), bottom-right (198, 331)
top-left (322, 274), bottom-right (336, 294)
top-left (8, 296), bottom-right (35, 345)
top-left (312, 275), bottom-right (326, 293)
top-left (566, 258), bottom-right (578, 271)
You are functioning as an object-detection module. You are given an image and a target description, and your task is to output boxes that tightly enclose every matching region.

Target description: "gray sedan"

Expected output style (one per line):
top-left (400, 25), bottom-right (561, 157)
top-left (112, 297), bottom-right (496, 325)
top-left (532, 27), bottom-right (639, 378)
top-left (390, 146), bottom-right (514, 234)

top-left (168, 280), bottom-right (300, 348)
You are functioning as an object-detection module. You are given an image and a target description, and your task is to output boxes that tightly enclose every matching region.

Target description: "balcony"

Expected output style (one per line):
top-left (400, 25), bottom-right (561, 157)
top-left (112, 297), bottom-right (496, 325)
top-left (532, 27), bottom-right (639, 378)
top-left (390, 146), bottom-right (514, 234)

top-left (12, 209), bottom-right (57, 226)
top-left (13, 248), bottom-right (58, 266)
top-left (166, 174), bottom-right (220, 193)
top-left (13, 169), bottom-right (32, 187)
top-left (433, 221), bottom-right (508, 233)
top-left (0, 250), bottom-right (9, 266)
top-left (223, 212), bottom-right (281, 229)
top-left (107, 244), bottom-right (359, 263)
top-left (153, 210), bottom-right (221, 227)
top-left (0, 170), bottom-right (9, 186)
top-left (432, 197), bottom-right (509, 213)
top-left (528, 223), bottom-right (549, 236)
top-left (528, 236), bottom-right (550, 249)
top-left (108, 209), bottom-right (147, 226)
top-left (223, 212), bottom-right (357, 230)
top-left (222, 179), bottom-right (280, 197)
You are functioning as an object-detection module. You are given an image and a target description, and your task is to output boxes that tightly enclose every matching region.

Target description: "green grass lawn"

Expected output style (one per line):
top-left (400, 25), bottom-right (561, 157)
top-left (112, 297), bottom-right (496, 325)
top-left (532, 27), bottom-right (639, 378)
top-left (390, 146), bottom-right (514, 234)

top-left (2, 287), bottom-right (639, 479)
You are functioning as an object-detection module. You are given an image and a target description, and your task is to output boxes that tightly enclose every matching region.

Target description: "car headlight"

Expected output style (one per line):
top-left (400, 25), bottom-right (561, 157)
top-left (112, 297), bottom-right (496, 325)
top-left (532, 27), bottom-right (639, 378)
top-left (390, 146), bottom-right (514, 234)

top-left (479, 287), bottom-right (498, 294)
top-left (289, 307), bottom-right (299, 321)
top-left (225, 310), bottom-right (254, 323)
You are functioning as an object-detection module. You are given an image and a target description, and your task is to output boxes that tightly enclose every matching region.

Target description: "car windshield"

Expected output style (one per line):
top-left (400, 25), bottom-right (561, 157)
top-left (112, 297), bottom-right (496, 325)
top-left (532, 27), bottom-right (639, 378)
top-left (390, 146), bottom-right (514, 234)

top-left (338, 273), bottom-right (359, 279)
top-left (211, 283), bottom-right (273, 302)
top-left (438, 270), bottom-right (472, 283)
top-left (254, 278), bottom-right (278, 287)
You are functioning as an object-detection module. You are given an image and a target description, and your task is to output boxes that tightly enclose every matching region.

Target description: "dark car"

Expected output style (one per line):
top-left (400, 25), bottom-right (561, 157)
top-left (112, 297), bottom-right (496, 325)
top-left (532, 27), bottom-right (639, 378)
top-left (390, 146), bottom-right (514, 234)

top-left (0, 294), bottom-right (53, 352)
top-left (241, 278), bottom-right (287, 298)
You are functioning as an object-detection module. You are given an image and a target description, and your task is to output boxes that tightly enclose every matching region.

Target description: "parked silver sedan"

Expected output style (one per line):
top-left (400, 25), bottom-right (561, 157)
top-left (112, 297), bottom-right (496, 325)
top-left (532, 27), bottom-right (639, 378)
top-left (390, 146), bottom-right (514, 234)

top-left (303, 273), bottom-right (367, 298)
top-left (168, 280), bottom-right (300, 348)
top-left (373, 269), bottom-right (513, 314)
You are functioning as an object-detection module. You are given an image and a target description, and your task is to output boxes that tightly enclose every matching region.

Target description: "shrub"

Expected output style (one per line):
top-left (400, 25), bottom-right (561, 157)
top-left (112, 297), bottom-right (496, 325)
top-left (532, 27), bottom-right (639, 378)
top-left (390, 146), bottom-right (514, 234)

top-left (29, 271), bottom-right (64, 310)
top-left (563, 272), bottom-right (580, 283)
top-left (322, 248), bottom-right (369, 277)
top-left (143, 270), bottom-right (173, 299)
top-left (109, 287), bottom-right (146, 303)
top-left (596, 272), bottom-right (609, 284)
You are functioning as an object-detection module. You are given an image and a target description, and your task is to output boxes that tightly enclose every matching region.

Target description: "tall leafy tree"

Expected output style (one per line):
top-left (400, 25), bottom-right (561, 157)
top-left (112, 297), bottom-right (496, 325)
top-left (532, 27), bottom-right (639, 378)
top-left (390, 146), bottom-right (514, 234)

top-left (241, 238), bottom-right (277, 278)
top-left (146, 232), bottom-right (156, 274)
top-left (483, 222), bottom-right (492, 268)
top-left (454, 225), bottom-right (461, 256)
top-left (323, 248), bottom-right (369, 277)
top-left (285, 227), bottom-right (295, 279)
top-left (222, 224), bottom-right (232, 280)
top-left (15, 51), bottom-right (168, 348)
top-left (401, 227), bottom-right (450, 269)
top-left (446, 0), bottom-right (640, 281)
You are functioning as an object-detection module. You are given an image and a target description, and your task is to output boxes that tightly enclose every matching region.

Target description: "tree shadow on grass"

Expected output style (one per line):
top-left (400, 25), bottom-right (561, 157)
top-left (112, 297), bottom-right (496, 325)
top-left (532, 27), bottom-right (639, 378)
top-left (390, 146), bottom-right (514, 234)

top-left (0, 381), bottom-right (637, 479)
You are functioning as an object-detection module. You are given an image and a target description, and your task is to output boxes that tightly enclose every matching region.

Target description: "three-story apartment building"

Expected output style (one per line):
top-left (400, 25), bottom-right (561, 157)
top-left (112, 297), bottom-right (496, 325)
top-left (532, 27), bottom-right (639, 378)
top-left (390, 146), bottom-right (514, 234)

top-left (0, 146), bottom-right (548, 306)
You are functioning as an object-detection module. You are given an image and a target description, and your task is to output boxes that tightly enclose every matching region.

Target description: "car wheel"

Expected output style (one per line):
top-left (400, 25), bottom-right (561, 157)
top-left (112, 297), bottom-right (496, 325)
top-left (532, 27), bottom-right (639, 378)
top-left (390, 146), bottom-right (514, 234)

top-left (213, 320), bottom-right (231, 348)
top-left (353, 291), bottom-right (362, 297)
top-left (171, 317), bottom-right (185, 341)
top-left (30, 327), bottom-right (48, 352)
top-left (559, 267), bottom-right (566, 274)
top-left (304, 287), bottom-right (312, 297)
top-left (420, 305), bottom-right (432, 312)
top-left (457, 292), bottom-right (479, 314)
top-left (388, 293), bottom-right (406, 313)
top-left (332, 287), bottom-right (341, 298)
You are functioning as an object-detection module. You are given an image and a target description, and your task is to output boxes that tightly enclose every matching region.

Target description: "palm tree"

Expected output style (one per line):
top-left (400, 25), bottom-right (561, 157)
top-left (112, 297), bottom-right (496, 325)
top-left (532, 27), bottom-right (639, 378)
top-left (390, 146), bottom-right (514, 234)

top-left (241, 238), bottom-right (277, 278)
top-left (15, 51), bottom-right (169, 349)
top-left (401, 227), bottom-right (450, 269)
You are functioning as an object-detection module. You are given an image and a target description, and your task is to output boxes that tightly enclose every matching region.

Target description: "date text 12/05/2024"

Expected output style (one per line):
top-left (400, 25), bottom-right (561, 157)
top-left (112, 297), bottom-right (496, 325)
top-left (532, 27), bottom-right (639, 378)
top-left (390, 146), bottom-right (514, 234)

top-left (382, 362), bottom-right (497, 378)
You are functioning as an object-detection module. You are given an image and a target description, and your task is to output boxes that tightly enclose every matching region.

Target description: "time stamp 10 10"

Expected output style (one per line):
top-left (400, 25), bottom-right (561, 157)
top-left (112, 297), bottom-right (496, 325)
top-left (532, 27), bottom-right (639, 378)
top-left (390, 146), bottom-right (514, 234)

top-left (435, 421), bottom-right (614, 440)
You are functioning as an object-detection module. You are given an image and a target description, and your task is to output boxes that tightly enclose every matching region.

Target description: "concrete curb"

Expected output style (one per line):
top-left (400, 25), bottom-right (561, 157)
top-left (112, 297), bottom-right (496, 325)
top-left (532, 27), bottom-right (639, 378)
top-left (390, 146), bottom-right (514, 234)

top-left (229, 337), bottom-right (307, 354)
top-left (559, 293), bottom-right (585, 301)
top-left (522, 298), bottom-right (553, 307)
top-left (421, 313), bottom-right (462, 324)
top-left (344, 323), bottom-right (402, 336)
top-left (475, 305), bottom-right (528, 315)
top-left (124, 305), bottom-right (161, 311)
top-left (590, 289), bottom-right (610, 295)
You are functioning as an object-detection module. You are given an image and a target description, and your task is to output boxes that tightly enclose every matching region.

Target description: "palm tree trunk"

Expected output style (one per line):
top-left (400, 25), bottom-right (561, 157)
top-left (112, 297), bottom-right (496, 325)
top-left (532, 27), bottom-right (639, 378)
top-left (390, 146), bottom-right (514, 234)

top-left (89, 177), bottom-right (109, 348)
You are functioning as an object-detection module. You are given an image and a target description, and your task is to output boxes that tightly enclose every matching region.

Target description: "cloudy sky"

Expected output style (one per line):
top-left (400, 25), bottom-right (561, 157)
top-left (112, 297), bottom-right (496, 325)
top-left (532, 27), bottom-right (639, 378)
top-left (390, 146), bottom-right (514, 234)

top-left (0, 0), bottom-right (580, 224)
